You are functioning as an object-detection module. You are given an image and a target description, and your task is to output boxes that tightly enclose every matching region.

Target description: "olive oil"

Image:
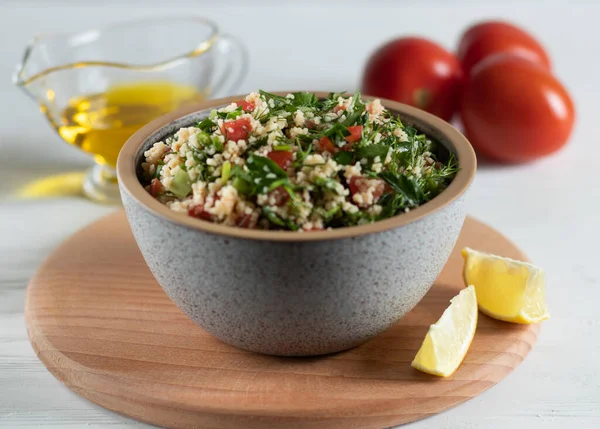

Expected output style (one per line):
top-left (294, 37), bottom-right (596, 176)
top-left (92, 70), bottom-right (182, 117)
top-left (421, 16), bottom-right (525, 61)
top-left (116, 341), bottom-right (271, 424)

top-left (50, 82), bottom-right (205, 167)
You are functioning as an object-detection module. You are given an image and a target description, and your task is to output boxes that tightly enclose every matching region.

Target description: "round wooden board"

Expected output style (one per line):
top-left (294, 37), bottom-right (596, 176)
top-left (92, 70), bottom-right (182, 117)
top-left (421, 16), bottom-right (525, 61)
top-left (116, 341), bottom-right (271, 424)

top-left (26, 211), bottom-right (539, 429)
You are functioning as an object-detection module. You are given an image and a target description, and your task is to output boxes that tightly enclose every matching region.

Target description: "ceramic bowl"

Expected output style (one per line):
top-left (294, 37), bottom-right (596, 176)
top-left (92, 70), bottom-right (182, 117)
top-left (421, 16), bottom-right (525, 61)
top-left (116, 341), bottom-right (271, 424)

top-left (117, 93), bottom-right (476, 356)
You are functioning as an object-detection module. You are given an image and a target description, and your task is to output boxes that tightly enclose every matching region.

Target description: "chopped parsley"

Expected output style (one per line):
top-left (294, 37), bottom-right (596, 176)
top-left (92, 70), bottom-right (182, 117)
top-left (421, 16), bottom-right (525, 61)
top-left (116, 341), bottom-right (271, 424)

top-left (143, 91), bottom-right (458, 231)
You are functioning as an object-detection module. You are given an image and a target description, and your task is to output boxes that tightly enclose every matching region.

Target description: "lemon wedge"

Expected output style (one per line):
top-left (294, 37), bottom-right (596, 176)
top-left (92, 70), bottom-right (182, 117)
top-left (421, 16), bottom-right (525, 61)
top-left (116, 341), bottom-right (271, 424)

top-left (462, 247), bottom-right (549, 324)
top-left (411, 285), bottom-right (478, 377)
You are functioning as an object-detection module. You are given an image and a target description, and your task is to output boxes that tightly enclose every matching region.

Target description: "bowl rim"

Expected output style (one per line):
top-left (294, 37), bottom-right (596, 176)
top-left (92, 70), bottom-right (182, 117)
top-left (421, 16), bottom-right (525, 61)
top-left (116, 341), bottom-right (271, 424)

top-left (117, 91), bottom-right (476, 242)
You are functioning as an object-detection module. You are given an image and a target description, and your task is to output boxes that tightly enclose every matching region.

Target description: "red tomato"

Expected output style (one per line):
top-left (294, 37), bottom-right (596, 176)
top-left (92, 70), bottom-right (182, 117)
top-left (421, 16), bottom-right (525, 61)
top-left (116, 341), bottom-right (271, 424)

top-left (345, 125), bottom-right (363, 143)
top-left (236, 213), bottom-right (254, 228)
top-left (188, 206), bottom-right (213, 221)
top-left (222, 117), bottom-right (252, 142)
top-left (148, 178), bottom-right (164, 197)
top-left (348, 176), bottom-right (386, 205)
top-left (267, 186), bottom-right (290, 206)
top-left (267, 150), bottom-right (294, 170)
top-left (348, 176), bottom-right (363, 195)
top-left (233, 100), bottom-right (255, 112)
top-left (460, 54), bottom-right (575, 163)
top-left (304, 225), bottom-right (325, 232)
top-left (457, 21), bottom-right (551, 74)
top-left (361, 37), bottom-right (463, 121)
top-left (333, 105), bottom-right (346, 114)
top-left (317, 136), bottom-right (337, 153)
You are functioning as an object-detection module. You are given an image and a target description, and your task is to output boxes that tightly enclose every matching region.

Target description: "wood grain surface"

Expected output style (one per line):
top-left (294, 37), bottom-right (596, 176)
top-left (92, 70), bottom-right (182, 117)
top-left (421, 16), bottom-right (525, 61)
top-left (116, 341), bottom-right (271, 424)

top-left (24, 211), bottom-right (540, 429)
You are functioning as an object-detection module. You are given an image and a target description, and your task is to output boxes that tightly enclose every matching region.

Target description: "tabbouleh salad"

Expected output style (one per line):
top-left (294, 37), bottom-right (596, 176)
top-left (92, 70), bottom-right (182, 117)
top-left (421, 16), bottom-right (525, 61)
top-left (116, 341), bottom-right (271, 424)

top-left (141, 91), bottom-right (458, 231)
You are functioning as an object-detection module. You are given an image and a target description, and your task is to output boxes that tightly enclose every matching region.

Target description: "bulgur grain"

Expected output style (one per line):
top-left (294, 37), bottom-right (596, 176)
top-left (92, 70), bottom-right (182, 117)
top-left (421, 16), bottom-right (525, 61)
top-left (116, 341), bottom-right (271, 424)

top-left (143, 91), bottom-right (457, 231)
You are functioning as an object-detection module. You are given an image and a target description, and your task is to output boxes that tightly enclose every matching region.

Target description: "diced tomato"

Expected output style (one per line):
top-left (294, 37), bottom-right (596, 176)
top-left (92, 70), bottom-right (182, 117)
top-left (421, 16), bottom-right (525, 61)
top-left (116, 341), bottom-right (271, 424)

top-left (233, 100), bottom-right (255, 112)
top-left (340, 142), bottom-right (355, 152)
top-left (305, 119), bottom-right (316, 129)
top-left (267, 186), bottom-right (290, 206)
top-left (149, 178), bottom-right (164, 197)
top-left (317, 136), bottom-right (337, 153)
top-left (348, 176), bottom-right (363, 195)
top-left (345, 125), bottom-right (363, 143)
top-left (333, 105), bottom-right (346, 114)
top-left (267, 150), bottom-right (294, 170)
top-left (236, 213), bottom-right (254, 228)
top-left (188, 206), bottom-right (213, 221)
top-left (371, 180), bottom-right (387, 200)
top-left (348, 176), bottom-right (386, 205)
top-left (221, 117), bottom-right (252, 142)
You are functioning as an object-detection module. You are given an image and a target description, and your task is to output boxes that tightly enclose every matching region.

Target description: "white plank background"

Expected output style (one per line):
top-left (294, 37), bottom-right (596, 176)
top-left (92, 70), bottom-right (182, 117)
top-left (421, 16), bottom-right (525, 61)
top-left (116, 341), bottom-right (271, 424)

top-left (1, 1), bottom-right (599, 428)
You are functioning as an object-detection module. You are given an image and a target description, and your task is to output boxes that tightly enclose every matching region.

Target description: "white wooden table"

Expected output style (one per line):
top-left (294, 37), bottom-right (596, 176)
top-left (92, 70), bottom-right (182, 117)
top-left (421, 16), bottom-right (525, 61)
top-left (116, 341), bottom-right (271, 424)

top-left (1, 1), bottom-right (599, 428)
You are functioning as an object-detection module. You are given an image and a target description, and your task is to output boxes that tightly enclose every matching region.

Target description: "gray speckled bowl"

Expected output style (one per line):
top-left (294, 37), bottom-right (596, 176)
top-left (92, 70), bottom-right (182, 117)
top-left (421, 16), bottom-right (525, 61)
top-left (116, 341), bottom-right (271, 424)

top-left (117, 93), bottom-right (476, 356)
